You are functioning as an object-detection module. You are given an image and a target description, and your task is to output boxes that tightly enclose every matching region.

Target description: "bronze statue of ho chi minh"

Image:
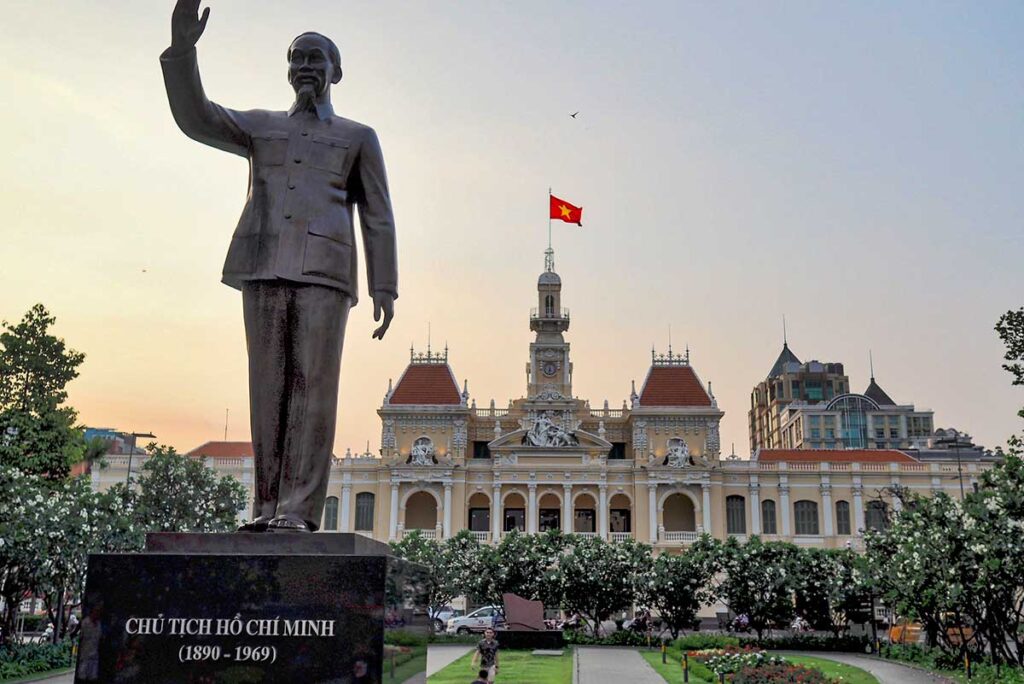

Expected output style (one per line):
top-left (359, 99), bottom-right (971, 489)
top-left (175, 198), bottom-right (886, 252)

top-left (160, 0), bottom-right (399, 532)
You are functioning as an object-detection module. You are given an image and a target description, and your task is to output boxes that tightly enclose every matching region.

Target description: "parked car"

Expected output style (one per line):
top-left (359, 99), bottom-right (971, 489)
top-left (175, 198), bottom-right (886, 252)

top-left (446, 605), bottom-right (504, 635)
top-left (429, 606), bottom-right (463, 633)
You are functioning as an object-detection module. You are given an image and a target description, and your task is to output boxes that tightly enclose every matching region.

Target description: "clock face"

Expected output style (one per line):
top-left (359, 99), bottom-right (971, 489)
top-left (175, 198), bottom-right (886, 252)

top-left (542, 362), bottom-right (559, 377)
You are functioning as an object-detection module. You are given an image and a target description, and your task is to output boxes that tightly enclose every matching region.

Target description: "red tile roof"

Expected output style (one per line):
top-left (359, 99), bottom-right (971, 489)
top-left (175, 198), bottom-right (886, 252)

top-left (638, 366), bottom-right (712, 407)
top-left (186, 441), bottom-right (254, 459)
top-left (389, 364), bottom-right (462, 405)
top-left (758, 449), bottom-right (918, 463)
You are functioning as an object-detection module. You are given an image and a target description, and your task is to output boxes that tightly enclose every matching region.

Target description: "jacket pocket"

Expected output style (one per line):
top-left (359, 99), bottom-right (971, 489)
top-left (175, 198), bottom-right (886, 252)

top-left (308, 135), bottom-right (350, 176)
top-left (302, 234), bottom-right (350, 283)
top-left (251, 132), bottom-right (289, 166)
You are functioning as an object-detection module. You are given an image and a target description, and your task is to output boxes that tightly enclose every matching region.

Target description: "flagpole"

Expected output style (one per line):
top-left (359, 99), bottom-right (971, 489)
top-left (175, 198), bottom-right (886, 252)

top-left (548, 187), bottom-right (552, 251)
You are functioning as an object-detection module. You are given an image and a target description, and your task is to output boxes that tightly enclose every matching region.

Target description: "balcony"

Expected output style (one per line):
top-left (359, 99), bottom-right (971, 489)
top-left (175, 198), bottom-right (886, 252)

top-left (660, 530), bottom-right (700, 544)
top-left (610, 532), bottom-right (633, 542)
top-left (401, 528), bottom-right (438, 540)
top-left (469, 531), bottom-right (491, 543)
top-left (530, 307), bottom-right (570, 321)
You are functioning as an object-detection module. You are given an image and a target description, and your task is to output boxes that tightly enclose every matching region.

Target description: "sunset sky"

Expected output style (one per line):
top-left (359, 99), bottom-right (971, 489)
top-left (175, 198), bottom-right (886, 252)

top-left (2, 1), bottom-right (1022, 457)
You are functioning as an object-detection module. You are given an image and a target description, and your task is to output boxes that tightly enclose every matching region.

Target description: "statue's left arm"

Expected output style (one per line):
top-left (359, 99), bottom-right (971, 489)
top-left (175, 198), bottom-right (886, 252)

top-left (353, 128), bottom-right (399, 335)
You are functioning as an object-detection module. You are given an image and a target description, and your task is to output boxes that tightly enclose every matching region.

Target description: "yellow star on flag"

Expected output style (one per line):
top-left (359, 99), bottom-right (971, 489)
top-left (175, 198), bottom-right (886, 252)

top-left (559, 204), bottom-right (572, 219)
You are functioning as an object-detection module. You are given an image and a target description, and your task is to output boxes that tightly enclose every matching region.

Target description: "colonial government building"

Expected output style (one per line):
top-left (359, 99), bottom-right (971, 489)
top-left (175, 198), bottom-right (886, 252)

top-left (92, 249), bottom-right (995, 550)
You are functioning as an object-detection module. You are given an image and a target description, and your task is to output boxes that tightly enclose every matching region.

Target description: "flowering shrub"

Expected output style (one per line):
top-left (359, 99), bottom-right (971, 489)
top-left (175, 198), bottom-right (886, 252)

top-left (731, 662), bottom-right (829, 683)
top-left (691, 646), bottom-right (787, 676)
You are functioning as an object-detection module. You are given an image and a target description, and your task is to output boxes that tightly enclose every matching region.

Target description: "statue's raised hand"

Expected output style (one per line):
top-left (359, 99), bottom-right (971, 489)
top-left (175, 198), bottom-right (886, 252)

top-left (170, 0), bottom-right (210, 55)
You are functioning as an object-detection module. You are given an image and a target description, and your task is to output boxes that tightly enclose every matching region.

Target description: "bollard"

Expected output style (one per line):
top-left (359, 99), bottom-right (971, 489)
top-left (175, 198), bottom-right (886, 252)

top-left (965, 653), bottom-right (971, 680)
top-left (661, 641), bottom-right (667, 664)
top-left (719, 672), bottom-right (725, 684)
top-left (682, 653), bottom-right (689, 683)
top-left (390, 651), bottom-right (396, 679)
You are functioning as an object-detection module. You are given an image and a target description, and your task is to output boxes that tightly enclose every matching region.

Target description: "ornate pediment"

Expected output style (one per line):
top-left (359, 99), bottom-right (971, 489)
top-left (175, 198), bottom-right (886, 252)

top-left (489, 428), bottom-right (612, 452)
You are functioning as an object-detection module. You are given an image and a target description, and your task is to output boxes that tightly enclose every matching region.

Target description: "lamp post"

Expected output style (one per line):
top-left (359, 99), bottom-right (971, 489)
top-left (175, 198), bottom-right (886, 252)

top-left (124, 431), bottom-right (156, 487)
top-left (954, 431), bottom-right (965, 500)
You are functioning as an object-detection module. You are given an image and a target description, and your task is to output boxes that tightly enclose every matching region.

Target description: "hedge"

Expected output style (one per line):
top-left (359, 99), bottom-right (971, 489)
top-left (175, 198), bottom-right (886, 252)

top-left (0, 641), bottom-right (74, 680)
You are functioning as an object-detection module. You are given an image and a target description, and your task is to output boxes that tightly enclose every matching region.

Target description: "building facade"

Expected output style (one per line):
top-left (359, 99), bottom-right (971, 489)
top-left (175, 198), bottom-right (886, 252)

top-left (90, 251), bottom-right (993, 553)
top-left (748, 347), bottom-right (850, 453)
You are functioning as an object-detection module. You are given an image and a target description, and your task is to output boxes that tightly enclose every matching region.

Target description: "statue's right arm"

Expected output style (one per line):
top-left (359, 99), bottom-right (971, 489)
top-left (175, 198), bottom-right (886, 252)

top-left (159, 1), bottom-right (248, 156)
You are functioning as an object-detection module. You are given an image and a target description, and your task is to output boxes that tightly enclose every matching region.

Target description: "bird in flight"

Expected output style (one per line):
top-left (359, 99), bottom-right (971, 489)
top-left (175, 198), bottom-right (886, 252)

top-left (570, 111), bottom-right (579, 119)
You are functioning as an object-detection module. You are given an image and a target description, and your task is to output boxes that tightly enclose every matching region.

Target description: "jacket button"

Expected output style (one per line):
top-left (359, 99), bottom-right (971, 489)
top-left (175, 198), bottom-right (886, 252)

top-left (288, 184), bottom-right (296, 190)
top-left (294, 159), bottom-right (302, 164)
top-left (284, 214), bottom-right (292, 219)
top-left (301, 132), bottom-right (309, 137)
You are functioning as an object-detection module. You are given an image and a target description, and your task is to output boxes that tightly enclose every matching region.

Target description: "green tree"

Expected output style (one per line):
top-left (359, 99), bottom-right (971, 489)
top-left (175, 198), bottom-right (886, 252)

top-left (112, 443), bottom-right (247, 533)
top-left (0, 466), bottom-right (139, 645)
top-left (389, 529), bottom-right (489, 619)
top-left (0, 305), bottom-right (86, 479)
top-left (482, 529), bottom-right (567, 608)
top-left (556, 536), bottom-right (651, 636)
top-left (705, 536), bottom-right (798, 641)
top-left (791, 547), bottom-right (869, 636)
top-left (639, 542), bottom-right (718, 638)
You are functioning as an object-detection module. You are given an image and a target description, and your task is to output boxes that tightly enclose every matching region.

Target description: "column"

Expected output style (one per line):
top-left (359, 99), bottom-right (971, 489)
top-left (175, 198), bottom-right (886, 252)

top-left (648, 484), bottom-right (658, 543)
top-left (527, 484), bottom-right (538, 533)
top-left (492, 484), bottom-right (502, 540)
top-left (852, 484), bottom-right (865, 533)
top-left (443, 482), bottom-right (453, 538)
top-left (340, 484), bottom-right (352, 533)
top-left (562, 484), bottom-right (573, 533)
top-left (821, 483), bottom-right (834, 537)
top-left (389, 483), bottom-right (400, 540)
top-left (891, 467), bottom-right (903, 512)
top-left (598, 486), bottom-right (608, 539)
top-left (779, 486), bottom-right (792, 537)
top-left (701, 483), bottom-right (712, 534)
top-left (749, 483), bottom-right (761, 535)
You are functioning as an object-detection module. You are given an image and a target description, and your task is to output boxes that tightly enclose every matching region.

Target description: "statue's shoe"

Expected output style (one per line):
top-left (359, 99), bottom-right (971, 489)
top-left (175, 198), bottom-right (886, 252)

top-left (238, 516), bottom-right (274, 532)
top-left (268, 515), bottom-right (312, 532)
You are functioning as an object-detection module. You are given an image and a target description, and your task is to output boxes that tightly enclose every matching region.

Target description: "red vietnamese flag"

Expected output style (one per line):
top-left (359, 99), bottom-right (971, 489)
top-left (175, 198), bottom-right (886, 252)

top-left (549, 194), bottom-right (583, 226)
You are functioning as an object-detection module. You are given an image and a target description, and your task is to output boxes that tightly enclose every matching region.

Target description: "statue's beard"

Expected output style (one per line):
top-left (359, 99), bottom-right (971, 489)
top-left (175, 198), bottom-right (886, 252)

top-left (293, 84), bottom-right (319, 113)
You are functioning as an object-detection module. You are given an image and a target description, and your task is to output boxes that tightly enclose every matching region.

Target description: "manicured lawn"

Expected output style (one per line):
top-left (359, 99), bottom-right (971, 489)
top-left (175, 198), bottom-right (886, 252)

top-left (785, 655), bottom-right (878, 684)
top-left (384, 645), bottom-right (427, 683)
top-left (640, 648), bottom-right (879, 684)
top-left (640, 648), bottom-right (715, 682)
top-left (427, 648), bottom-right (573, 684)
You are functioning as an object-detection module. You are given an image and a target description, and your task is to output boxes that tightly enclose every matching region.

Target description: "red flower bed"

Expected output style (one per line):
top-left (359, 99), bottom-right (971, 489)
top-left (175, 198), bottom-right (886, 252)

top-left (731, 662), bottom-right (830, 683)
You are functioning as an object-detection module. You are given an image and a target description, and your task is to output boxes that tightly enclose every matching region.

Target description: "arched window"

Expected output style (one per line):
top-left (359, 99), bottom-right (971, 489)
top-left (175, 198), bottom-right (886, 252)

top-left (866, 501), bottom-right (888, 532)
top-left (835, 500), bottom-right (851, 535)
top-left (355, 492), bottom-right (375, 531)
top-left (323, 496), bottom-right (339, 531)
top-left (761, 499), bottom-right (777, 535)
top-left (794, 500), bottom-right (820, 535)
top-left (544, 294), bottom-right (555, 316)
top-left (726, 495), bottom-right (746, 534)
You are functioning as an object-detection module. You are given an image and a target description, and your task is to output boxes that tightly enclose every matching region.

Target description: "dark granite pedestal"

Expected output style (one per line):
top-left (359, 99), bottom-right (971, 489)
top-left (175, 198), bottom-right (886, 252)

top-left (74, 533), bottom-right (428, 684)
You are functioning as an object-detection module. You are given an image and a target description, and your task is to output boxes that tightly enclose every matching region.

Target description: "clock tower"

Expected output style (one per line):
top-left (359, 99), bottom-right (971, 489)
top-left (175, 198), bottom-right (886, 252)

top-left (527, 247), bottom-right (572, 399)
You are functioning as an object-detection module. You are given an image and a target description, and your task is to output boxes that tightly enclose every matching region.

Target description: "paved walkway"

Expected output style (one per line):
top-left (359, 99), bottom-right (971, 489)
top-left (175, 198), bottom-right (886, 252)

top-left (575, 646), bottom-right (664, 684)
top-left (783, 651), bottom-right (954, 684)
top-left (426, 644), bottom-right (474, 676)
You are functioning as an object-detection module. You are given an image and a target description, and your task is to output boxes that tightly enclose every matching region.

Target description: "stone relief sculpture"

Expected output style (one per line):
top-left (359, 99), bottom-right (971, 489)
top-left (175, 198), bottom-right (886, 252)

top-left (522, 411), bottom-right (579, 447)
top-left (664, 438), bottom-right (692, 468)
top-left (408, 437), bottom-right (436, 466)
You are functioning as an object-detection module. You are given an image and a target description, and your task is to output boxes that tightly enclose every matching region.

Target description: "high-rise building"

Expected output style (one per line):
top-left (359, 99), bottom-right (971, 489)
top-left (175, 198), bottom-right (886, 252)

top-left (748, 343), bottom-right (849, 452)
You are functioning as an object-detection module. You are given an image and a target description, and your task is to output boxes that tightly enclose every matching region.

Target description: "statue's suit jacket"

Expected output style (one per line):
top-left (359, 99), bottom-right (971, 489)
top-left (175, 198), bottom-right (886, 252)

top-left (160, 48), bottom-right (398, 305)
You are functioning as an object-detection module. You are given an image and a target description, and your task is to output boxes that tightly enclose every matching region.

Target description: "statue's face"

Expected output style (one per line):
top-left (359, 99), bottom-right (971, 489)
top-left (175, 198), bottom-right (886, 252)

top-left (288, 35), bottom-right (339, 96)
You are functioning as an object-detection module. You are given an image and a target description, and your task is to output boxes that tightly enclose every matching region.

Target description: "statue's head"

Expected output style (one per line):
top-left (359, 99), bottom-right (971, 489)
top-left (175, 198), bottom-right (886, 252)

top-left (288, 32), bottom-right (342, 98)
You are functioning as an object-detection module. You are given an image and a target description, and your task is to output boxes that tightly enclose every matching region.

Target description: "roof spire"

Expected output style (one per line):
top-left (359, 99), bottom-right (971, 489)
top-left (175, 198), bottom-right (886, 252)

top-left (869, 349), bottom-right (875, 380)
top-left (782, 314), bottom-right (788, 347)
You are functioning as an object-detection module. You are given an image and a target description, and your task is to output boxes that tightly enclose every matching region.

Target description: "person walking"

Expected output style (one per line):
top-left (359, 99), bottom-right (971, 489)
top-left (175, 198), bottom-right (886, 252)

top-left (471, 627), bottom-right (500, 682)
